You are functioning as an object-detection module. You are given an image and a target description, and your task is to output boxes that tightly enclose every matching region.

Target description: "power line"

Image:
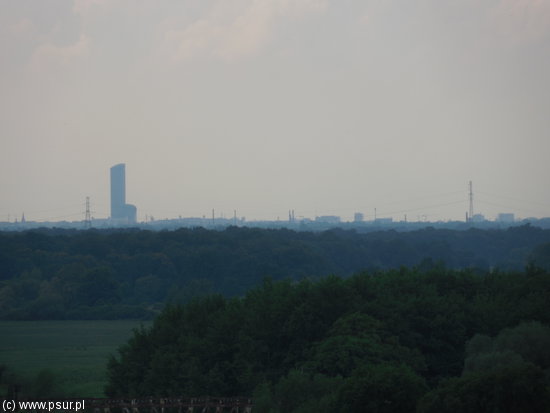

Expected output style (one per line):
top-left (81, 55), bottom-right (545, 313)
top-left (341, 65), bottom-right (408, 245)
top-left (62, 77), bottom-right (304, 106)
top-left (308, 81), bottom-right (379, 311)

top-left (476, 199), bottom-right (549, 217)
top-left (361, 199), bottom-right (466, 220)
top-left (477, 190), bottom-right (550, 210)
top-left (84, 197), bottom-right (92, 228)
top-left (468, 181), bottom-right (474, 222)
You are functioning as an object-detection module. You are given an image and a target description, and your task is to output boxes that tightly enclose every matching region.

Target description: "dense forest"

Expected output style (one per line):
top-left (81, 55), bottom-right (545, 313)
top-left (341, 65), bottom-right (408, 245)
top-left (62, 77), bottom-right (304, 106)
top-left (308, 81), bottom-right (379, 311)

top-left (106, 267), bottom-right (550, 412)
top-left (1, 225), bottom-right (550, 320)
top-left (2, 226), bottom-right (550, 410)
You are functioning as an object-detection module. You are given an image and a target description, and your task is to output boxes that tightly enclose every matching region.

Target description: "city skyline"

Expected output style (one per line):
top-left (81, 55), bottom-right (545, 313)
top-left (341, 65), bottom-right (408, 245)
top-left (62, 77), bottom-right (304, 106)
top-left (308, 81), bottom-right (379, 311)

top-left (0, 172), bottom-right (545, 225)
top-left (1, 1), bottom-right (549, 222)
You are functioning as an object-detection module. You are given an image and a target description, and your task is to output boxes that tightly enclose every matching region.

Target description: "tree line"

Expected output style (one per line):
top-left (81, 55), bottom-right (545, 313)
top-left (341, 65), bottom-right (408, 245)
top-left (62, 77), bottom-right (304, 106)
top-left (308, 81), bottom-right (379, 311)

top-left (1, 225), bottom-right (550, 320)
top-left (107, 267), bottom-right (550, 412)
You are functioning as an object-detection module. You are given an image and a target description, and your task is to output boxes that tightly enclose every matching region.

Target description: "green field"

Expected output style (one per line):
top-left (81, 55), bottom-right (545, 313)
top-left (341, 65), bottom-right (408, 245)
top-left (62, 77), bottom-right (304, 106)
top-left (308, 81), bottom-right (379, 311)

top-left (0, 320), bottom-right (151, 397)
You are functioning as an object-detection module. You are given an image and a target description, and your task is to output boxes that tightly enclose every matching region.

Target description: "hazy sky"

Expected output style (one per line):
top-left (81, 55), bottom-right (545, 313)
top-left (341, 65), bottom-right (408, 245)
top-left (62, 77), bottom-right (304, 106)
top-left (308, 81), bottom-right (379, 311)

top-left (1, 0), bottom-right (549, 222)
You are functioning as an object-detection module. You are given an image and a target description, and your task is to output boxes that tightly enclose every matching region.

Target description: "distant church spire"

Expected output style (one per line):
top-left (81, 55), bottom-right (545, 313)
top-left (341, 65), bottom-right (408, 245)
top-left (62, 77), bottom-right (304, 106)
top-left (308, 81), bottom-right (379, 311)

top-left (21, 212), bottom-right (26, 223)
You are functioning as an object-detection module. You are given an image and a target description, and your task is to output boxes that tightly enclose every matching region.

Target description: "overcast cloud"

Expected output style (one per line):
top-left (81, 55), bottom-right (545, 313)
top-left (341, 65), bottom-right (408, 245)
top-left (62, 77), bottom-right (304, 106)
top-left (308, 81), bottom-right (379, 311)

top-left (1, 0), bottom-right (549, 222)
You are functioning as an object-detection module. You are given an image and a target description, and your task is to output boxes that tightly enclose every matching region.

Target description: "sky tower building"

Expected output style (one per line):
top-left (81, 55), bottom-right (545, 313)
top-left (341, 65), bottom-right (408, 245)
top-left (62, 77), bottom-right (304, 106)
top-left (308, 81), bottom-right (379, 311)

top-left (110, 163), bottom-right (137, 224)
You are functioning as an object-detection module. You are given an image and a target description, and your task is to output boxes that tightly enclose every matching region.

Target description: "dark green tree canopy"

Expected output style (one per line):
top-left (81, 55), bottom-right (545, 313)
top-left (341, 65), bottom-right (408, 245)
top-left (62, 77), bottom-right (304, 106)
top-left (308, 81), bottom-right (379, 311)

top-left (106, 268), bottom-right (550, 412)
top-left (2, 225), bottom-right (550, 320)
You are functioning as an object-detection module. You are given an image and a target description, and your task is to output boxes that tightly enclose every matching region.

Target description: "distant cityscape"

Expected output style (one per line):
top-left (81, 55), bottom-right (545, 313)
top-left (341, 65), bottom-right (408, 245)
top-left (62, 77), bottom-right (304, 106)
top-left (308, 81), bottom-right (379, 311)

top-left (1, 164), bottom-right (549, 231)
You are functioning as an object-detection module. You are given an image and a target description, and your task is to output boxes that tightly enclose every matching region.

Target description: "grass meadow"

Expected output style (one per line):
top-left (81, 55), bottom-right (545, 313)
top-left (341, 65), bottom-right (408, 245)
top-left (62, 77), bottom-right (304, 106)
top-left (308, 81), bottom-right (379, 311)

top-left (0, 320), bottom-right (151, 397)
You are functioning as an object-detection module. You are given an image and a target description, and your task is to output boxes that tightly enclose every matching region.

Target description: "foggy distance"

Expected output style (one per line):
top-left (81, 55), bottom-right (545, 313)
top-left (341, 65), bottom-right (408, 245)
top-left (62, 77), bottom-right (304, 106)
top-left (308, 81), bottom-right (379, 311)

top-left (1, 1), bottom-right (549, 223)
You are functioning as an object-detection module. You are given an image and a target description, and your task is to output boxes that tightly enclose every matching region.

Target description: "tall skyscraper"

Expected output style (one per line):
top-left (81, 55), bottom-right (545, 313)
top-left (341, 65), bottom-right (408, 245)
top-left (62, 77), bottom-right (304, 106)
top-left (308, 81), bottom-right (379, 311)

top-left (110, 163), bottom-right (137, 224)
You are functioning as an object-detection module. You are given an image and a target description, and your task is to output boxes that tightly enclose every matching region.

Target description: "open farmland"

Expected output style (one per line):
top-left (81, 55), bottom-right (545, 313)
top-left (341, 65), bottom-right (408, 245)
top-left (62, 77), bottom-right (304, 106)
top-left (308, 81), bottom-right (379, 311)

top-left (0, 320), bottom-right (151, 397)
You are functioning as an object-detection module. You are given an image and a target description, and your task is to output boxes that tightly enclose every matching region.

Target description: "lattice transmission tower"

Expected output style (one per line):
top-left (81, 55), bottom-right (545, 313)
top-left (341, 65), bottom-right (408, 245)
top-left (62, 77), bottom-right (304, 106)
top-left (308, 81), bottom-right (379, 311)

top-left (468, 181), bottom-right (474, 222)
top-left (84, 196), bottom-right (92, 228)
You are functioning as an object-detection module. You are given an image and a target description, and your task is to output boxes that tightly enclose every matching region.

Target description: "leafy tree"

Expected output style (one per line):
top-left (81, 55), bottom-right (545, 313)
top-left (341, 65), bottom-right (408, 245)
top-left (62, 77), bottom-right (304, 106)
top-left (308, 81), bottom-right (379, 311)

top-left (271, 370), bottom-right (341, 413)
top-left (418, 362), bottom-right (550, 413)
top-left (529, 242), bottom-right (550, 270)
top-left (464, 321), bottom-right (550, 373)
top-left (306, 313), bottom-right (425, 377)
top-left (31, 369), bottom-right (58, 398)
top-left (337, 364), bottom-right (428, 413)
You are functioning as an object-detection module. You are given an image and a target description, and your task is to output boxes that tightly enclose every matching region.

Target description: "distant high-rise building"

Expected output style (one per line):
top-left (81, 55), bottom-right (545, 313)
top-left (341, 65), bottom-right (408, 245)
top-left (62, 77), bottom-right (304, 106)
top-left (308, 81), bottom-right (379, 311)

top-left (497, 213), bottom-right (515, 223)
top-left (354, 212), bottom-right (364, 222)
top-left (472, 213), bottom-right (485, 223)
top-left (315, 215), bottom-right (341, 224)
top-left (110, 163), bottom-right (137, 224)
